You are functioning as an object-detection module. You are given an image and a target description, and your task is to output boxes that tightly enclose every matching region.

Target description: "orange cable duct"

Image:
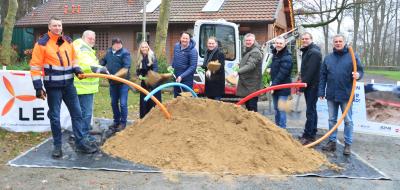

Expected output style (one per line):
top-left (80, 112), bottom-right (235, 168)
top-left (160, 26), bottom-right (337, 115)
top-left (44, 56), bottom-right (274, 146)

top-left (82, 73), bottom-right (172, 119)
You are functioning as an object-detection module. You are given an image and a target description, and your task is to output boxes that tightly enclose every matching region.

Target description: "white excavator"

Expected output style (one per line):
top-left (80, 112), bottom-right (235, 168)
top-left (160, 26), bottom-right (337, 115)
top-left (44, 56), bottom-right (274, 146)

top-left (191, 19), bottom-right (302, 100)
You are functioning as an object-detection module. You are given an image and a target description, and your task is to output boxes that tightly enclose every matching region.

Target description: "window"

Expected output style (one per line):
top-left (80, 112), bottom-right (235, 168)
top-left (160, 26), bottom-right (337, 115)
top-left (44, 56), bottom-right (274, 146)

top-left (136, 32), bottom-right (150, 47)
top-left (140, 0), bottom-right (161, 13)
top-left (202, 0), bottom-right (225, 12)
top-left (95, 32), bottom-right (109, 51)
top-left (199, 24), bottom-right (236, 61)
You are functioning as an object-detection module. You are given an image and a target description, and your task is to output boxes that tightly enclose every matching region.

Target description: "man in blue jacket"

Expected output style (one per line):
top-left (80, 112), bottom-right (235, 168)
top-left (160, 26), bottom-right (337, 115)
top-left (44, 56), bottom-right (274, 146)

top-left (171, 31), bottom-right (198, 97)
top-left (100, 38), bottom-right (132, 137)
top-left (318, 34), bottom-right (364, 155)
top-left (269, 36), bottom-right (293, 129)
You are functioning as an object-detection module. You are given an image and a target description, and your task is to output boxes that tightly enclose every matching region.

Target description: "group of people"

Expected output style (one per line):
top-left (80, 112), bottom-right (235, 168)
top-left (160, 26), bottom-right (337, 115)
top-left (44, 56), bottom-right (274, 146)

top-left (30, 16), bottom-right (363, 159)
top-left (269, 32), bottom-right (364, 155)
top-left (29, 16), bottom-right (157, 158)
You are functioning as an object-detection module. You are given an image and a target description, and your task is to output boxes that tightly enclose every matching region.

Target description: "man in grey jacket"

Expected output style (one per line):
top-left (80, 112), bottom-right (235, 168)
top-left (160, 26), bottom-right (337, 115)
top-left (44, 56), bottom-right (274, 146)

top-left (235, 33), bottom-right (263, 112)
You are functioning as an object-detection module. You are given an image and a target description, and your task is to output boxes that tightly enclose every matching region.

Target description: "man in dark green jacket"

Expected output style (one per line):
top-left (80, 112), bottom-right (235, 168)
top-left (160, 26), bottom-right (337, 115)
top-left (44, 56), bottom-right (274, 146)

top-left (235, 33), bottom-right (263, 112)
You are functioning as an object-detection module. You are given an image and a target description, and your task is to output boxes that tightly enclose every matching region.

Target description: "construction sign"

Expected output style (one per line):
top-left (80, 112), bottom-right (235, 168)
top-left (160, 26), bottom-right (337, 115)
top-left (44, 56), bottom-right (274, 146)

top-left (0, 70), bottom-right (71, 132)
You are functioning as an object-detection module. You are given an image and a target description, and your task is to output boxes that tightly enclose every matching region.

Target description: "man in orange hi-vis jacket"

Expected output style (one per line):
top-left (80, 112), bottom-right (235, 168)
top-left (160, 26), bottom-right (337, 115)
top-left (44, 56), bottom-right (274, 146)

top-left (30, 16), bottom-right (98, 158)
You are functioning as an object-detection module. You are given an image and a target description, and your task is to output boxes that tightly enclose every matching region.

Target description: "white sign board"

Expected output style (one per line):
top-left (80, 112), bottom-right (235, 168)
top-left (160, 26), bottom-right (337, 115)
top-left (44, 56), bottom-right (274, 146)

top-left (0, 70), bottom-right (71, 132)
top-left (317, 82), bottom-right (400, 137)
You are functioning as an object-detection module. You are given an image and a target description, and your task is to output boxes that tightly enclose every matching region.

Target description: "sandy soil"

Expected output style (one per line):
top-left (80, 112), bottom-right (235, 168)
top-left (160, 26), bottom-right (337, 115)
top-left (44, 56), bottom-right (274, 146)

top-left (103, 97), bottom-right (332, 175)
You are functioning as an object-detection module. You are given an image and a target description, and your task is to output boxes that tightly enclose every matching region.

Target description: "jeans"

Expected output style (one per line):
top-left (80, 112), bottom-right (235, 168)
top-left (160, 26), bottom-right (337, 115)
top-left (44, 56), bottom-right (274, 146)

top-left (109, 84), bottom-right (129, 125)
top-left (46, 84), bottom-right (88, 148)
top-left (78, 94), bottom-right (94, 131)
top-left (303, 86), bottom-right (319, 138)
top-left (327, 100), bottom-right (354, 144)
top-left (245, 97), bottom-right (258, 112)
top-left (272, 95), bottom-right (288, 128)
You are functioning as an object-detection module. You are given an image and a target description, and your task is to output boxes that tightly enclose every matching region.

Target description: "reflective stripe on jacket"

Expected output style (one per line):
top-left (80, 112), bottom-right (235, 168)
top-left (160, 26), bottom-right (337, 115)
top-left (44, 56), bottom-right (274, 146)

top-left (73, 38), bottom-right (100, 95)
top-left (29, 31), bottom-right (77, 89)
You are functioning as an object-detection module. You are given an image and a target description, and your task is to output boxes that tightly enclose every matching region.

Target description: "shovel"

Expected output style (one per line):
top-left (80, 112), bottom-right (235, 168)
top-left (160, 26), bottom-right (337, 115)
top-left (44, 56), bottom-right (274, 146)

top-left (144, 70), bottom-right (173, 87)
top-left (172, 74), bottom-right (193, 97)
top-left (290, 93), bottom-right (302, 119)
top-left (277, 93), bottom-right (302, 119)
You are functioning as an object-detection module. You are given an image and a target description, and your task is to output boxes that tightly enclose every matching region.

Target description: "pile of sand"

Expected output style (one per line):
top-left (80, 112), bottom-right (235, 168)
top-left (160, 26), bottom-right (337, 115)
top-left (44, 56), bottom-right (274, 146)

top-left (102, 97), bottom-right (332, 175)
top-left (366, 91), bottom-right (400, 125)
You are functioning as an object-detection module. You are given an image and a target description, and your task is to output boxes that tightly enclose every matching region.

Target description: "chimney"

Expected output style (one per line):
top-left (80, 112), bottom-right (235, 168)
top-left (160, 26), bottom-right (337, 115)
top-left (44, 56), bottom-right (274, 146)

top-left (77, 5), bottom-right (81, 14)
top-left (64, 5), bottom-right (68, 14)
top-left (72, 5), bottom-right (75, 14)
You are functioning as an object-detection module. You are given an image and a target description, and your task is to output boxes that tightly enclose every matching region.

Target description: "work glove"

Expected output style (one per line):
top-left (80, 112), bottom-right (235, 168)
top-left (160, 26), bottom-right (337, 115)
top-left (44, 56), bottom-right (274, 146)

top-left (91, 66), bottom-right (110, 74)
top-left (74, 67), bottom-right (85, 79)
top-left (36, 88), bottom-right (47, 100)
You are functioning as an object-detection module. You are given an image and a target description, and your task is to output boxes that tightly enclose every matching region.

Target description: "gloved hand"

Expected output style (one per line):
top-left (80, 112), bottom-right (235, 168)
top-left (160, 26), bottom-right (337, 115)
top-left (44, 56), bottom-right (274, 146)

top-left (91, 66), bottom-right (110, 74)
top-left (205, 70), bottom-right (211, 78)
top-left (74, 67), bottom-right (85, 79)
top-left (36, 88), bottom-right (47, 100)
top-left (138, 75), bottom-right (147, 81)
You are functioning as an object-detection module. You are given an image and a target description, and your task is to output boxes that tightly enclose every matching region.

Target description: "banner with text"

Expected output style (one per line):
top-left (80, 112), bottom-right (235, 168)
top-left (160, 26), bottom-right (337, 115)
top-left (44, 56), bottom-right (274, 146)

top-left (0, 70), bottom-right (71, 132)
top-left (317, 82), bottom-right (400, 137)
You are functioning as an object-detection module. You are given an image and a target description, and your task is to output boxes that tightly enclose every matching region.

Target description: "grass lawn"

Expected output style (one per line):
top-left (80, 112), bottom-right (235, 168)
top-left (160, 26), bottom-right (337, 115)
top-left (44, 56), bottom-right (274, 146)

top-left (0, 79), bottom-right (173, 163)
top-left (365, 70), bottom-right (400, 81)
top-left (0, 129), bottom-right (50, 164)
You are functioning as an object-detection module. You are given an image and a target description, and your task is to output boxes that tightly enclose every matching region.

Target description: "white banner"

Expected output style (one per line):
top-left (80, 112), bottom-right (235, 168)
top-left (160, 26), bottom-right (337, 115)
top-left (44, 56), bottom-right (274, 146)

top-left (317, 82), bottom-right (400, 137)
top-left (0, 70), bottom-right (71, 132)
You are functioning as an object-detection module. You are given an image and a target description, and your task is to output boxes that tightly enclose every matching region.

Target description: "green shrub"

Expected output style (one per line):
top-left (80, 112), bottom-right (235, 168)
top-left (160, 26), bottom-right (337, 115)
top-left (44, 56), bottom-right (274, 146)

top-left (157, 55), bottom-right (169, 74)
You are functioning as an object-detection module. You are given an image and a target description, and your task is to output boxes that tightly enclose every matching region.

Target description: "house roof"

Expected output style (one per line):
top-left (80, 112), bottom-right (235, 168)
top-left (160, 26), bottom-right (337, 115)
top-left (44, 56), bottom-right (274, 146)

top-left (16, 0), bottom-right (284, 27)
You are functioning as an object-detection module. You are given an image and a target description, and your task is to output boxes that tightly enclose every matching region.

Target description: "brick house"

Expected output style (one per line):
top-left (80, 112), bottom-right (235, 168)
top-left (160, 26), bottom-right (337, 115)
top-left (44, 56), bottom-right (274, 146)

top-left (16, 0), bottom-right (294, 62)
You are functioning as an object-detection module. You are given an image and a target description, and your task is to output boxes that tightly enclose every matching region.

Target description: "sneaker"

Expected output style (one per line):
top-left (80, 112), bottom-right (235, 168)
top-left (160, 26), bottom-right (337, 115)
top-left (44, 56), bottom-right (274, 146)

top-left (76, 141), bottom-right (98, 154)
top-left (87, 135), bottom-right (97, 143)
top-left (104, 128), bottom-right (117, 139)
top-left (321, 141), bottom-right (337, 151)
top-left (343, 143), bottom-right (351, 155)
top-left (108, 123), bottom-right (119, 130)
top-left (52, 146), bottom-right (63, 158)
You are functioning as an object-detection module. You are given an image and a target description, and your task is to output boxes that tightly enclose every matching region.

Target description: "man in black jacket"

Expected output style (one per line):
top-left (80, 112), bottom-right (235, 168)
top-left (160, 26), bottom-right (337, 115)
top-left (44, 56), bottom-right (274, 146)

top-left (298, 32), bottom-right (322, 145)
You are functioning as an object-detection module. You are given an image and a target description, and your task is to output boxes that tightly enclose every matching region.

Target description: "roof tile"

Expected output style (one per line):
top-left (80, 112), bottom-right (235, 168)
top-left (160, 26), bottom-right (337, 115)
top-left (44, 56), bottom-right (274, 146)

top-left (16, 0), bottom-right (280, 26)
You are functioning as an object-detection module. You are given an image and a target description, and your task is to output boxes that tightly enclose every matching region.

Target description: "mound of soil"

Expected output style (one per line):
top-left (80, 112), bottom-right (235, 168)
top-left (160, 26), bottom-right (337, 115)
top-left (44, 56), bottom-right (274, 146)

top-left (102, 97), bottom-right (331, 175)
top-left (366, 91), bottom-right (400, 125)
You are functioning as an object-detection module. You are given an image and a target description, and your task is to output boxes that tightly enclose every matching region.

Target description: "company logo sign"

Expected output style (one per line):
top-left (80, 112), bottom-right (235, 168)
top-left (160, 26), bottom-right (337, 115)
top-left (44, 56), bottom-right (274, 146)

top-left (1, 76), bottom-right (36, 116)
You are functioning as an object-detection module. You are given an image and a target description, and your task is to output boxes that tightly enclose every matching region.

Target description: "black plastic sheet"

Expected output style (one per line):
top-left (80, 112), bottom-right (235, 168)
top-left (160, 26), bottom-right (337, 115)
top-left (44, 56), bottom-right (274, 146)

top-left (8, 129), bottom-right (390, 180)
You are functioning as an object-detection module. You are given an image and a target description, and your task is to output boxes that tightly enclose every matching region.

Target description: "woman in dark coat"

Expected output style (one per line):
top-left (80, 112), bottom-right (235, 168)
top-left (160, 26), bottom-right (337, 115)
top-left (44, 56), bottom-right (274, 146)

top-left (201, 37), bottom-right (225, 100)
top-left (136, 41), bottom-right (162, 118)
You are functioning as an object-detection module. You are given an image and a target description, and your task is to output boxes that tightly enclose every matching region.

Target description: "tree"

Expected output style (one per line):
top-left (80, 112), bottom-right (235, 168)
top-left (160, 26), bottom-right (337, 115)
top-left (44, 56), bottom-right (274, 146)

top-left (353, 0), bottom-right (361, 53)
top-left (0, 0), bottom-right (18, 66)
top-left (154, 0), bottom-right (171, 71)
